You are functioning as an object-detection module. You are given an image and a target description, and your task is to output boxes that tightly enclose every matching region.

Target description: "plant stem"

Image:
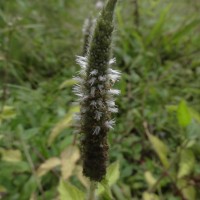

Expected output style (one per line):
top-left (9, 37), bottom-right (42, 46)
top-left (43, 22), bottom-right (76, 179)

top-left (88, 181), bottom-right (97, 200)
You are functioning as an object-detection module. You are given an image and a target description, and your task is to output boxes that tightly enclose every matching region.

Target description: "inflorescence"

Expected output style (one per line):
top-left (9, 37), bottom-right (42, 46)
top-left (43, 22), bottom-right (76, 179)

top-left (73, 0), bottom-right (119, 182)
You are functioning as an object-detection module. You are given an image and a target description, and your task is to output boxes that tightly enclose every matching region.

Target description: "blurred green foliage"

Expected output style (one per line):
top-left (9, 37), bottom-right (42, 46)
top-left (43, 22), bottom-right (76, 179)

top-left (0, 0), bottom-right (200, 199)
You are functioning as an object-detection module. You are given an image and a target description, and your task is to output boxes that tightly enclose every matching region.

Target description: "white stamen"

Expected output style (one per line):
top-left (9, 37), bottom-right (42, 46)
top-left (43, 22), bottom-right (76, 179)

top-left (106, 100), bottom-right (115, 107)
top-left (108, 89), bottom-right (120, 95)
top-left (109, 74), bottom-right (121, 82)
top-left (88, 77), bottom-right (96, 86)
top-left (90, 101), bottom-right (97, 108)
top-left (98, 75), bottom-right (107, 81)
top-left (79, 70), bottom-right (86, 76)
top-left (108, 68), bottom-right (121, 75)
top-left (93, 126), bottom-right (101, 135)
top-left (105, 119), bottom-right (115, 129)
top-left (91, 87), bottom-right (96, 97)
top-left (73, 76), bottom-right (84, 83)
top-left (73, 85), bottom-right (84, 97)
top-left (76, 56), bottom-right (87, 69)
top-left (82, 95), bottom-right (89, 100)
top-left (108, 107), bottom-right (118, 113)
top-left (76, 56), bottom-right (87, 62)
top-left (98, 84), bottom-right (104, 92)
top-left (90, 69), bottom-right (98, 76)
top-left (95, 111), bottom-right (103, 121)
top-left (109, 58), bottom-right (116, 65)
top-left (97, 99), bottom-right (104, 107)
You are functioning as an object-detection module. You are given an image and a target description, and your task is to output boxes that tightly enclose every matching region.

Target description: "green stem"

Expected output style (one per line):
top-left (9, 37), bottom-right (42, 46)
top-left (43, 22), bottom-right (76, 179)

top-left (88, 181), bottom-right (97, 200)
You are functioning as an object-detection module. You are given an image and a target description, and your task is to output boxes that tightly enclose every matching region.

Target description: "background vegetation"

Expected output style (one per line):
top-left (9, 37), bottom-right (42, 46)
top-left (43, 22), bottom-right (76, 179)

top-left (0, 0), bottom-right (200, 199)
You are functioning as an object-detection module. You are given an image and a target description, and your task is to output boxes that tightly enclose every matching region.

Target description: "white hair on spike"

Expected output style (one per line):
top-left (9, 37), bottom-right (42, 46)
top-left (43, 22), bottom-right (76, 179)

top-left (106, 100), bottom-right (115, 107)
top-left (108, 89), bottom-right (120, 95)
top-left (109, 74), bottom-right (121, 82)
top-left (88, 77), bottom-right (96, 86)
top-left (109, 58), bottom-right (116, 65)
top-left (105, 119), bottom-right (115, 129)
top-left (98, 84), bottom-right (104, 92)
top-left (82, 95), bottom-right (89, 100)
top-left (90, 101), bottom-right (97, 108)
top-left (108, 107), bottom-right (118, 113)
top-left (73, 76), bottom-right (84, 83)
top-left (76, 56), bottom-right (87, 69)
top-left (76, 56), bottom-right (87, 62)
top-left (108, 68), bottom-right (121, 75)
top-left (91, 87), bottom-right (96, 97)
top-left (73, 85), bottom-right (84, 97)
top-left (90, 69), bottom-right (98, 76)
top-left (97, 98), bottom-right (104, 107)
top-left (95, 111), bottom-right (103, 121)
top-left (93, 126), bottom-right (101, 135)
top-left (98, 75), bottom-right (107, 81)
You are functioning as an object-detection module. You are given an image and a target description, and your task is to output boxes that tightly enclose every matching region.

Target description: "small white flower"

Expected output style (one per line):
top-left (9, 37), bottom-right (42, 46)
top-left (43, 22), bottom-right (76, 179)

top-left (98, 84), bottom-right (104, 92)
top-left (108, 74), bottom-right (121, 82)
top-left (109, 58), bottom-right (116, 65)
top-left (73, 85), bottom-right (84, 97)
top-left (97, 98), bottom-right (104, 107)
top-left (73, 76), bottom-right (84, 83)
top-left (91, 87), bottom-right (96, 97)
top-left (98, 75), bottom-right (107, 81)
top-left (108, 107), bottom-right (118, 113)
top-left (107, 89), bottom-right (120, 95)
top-left (106, 100), bottom-right (115, 107)
top-left (95, 111), bottom-right (103, 121)
top-left (88, 77), bottom-right (96, 86)
top-left (76, 56), bottom-right (87, 69)
top-left (108, 68), bottom-right (121, 75)
top-left (90, 69), bottom-right (98, 76)
top-left (105, 119), bottom-right (115, 129)
top-left (90, 101), bottom-right (97, 108)
top-left (93, 126), bottom-right (101, 135)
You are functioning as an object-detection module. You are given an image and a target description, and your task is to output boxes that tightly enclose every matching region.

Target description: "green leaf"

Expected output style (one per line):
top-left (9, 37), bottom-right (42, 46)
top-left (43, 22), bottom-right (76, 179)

top-left (189, 108), bottom-right (200, 123)
top-left (61, 145), bottom-right (80, 180)
top-left (0, 148), bottom-right (22, 163)
top-left (177, 100), bottom-right (191, 127)
top-left (146, 4), bottom-right (171, 45)
top-left (48, 105), bottom-right (79, 146)
top-left (144, 171), bottom-right (157, 188)
top-left (187, 120), bottom-right (200, 140)
top-left (36, 157), bottom-right (61, 177)
top-left (172, 20), bottom-right (200, 44)
top-left (147, 133), bottom-right (169, 168)
top-left (59, 79), bottom-right (77, 89)
top-left (177, 179), bottom-right (196, 200)
top-left (178, 149), bottom-right (195, 178)
top-left (142, 192), bottom-right (160, 200)
top-left (0, 106), bottom-right (16, 123)
top-left (98, 161), bottom-right (120, 195)
top-left (58, 179), bottom-right (85, 200)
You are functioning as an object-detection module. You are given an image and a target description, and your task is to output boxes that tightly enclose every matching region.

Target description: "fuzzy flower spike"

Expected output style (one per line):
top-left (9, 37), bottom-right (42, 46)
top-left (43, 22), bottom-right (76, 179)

top-left (73, 0), bottom-right (119, 182)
